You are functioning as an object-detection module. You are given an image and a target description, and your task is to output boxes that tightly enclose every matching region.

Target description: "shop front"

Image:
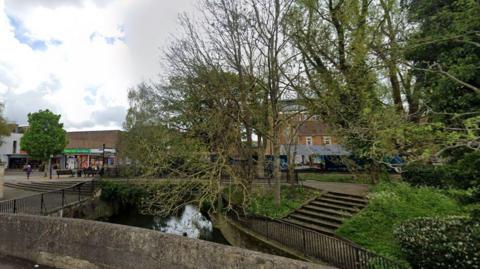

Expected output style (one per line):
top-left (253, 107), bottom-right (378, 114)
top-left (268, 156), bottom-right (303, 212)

top-left (62, 148), bottom-right (116, 170)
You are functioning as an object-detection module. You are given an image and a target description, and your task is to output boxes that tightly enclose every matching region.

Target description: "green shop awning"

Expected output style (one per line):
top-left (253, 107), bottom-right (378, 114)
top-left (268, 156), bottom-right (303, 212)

top-left (63, 148), bottom-right (91, 154)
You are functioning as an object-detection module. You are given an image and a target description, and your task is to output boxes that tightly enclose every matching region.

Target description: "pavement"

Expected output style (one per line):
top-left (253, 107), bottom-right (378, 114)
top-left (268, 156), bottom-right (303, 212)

top-left (1, 170), bottom-right (88, 201)
top-left (0, 187), bottom-right (38, 201)
top-left (302, 180), bottom-right (370, 196)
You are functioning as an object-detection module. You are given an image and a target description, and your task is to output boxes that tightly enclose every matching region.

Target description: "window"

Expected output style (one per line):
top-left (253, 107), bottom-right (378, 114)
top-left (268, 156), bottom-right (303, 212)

top-left (306, 136), bottom-right (313, 146)
top-left (12, 141), bottom-right (17, 154)
top-left (323, 136), bottom-right (332, 145)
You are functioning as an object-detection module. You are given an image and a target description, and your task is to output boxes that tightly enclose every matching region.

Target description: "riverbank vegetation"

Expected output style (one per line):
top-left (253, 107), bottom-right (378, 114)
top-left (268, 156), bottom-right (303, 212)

top-left (336, 182), bottom-right (474, 264)
top-left (227, 185), bottom-right (320, 219)
top-left (116, 0), bottom-right (480, 267)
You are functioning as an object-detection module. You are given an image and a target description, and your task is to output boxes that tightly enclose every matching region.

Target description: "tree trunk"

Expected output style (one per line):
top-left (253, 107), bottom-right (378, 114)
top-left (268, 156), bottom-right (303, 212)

top-left (257, 136), bottom-right (265, 178)
top-left (272, 127), bottom-right (281, 207)
top-left (43, 160), bottom-right (48, 177)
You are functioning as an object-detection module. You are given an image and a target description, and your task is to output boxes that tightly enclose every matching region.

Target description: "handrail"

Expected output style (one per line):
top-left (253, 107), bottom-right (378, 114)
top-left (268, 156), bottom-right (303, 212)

top-left (0, 179), bottom-right (98, 215)
top-left (228, 212), bottom-right (409, 269)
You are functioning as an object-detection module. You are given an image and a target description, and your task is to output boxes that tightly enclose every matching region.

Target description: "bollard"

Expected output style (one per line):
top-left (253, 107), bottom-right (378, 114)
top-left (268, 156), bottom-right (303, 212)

top-left (0, 162), bottom-right (5, 200)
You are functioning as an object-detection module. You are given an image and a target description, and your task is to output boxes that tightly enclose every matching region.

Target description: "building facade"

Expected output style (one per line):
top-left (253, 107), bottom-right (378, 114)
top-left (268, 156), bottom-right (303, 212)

top-left (0, 127), bottom-right (121, 170)
top-left (265, 99), bottom-right (348, 168)
top-left (59, 130), bottom-right (121, 170)
top-left (0, 132), bottom-right (25, 167)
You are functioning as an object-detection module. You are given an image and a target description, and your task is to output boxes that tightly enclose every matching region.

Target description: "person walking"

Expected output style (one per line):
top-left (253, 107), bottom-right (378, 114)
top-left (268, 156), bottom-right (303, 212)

top-left (26, 164), bottom-right (32, 180)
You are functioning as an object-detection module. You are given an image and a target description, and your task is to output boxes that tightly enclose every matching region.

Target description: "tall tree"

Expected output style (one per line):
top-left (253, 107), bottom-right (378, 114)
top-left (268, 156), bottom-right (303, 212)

top-left (20, 110), bottom-right (67, 177)
top-left (405, 0), bottom-right (480, 156)
top-left (0, 104), bottom-right (9, 147)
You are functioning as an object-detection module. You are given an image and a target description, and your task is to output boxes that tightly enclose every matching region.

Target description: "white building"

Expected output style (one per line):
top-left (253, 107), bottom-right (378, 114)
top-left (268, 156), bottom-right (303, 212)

top-left (0, 133), bottom-right (24, 165)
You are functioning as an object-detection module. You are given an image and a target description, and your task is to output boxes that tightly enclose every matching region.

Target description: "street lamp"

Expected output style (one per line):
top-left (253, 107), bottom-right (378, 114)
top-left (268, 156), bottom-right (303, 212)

top-left (102, 143), bottom-right (106, 176)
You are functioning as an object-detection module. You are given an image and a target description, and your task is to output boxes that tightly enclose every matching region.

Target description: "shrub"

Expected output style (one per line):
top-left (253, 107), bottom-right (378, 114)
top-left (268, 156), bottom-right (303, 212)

top-left (394, 217), bottom-right (480, 269)
top-left (402, 154), bottom-right (480, 189)
top-left (245, 186), bottom-right (319, 219)
top-left (336, 182), bottom-right (464, 263)
top-left (401, 163), bottom-right (445, 187)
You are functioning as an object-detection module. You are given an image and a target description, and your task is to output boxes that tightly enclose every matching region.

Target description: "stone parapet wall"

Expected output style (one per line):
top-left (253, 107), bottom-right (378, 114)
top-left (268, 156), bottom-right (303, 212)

top-left (0, 214), bottom-right (330, 269)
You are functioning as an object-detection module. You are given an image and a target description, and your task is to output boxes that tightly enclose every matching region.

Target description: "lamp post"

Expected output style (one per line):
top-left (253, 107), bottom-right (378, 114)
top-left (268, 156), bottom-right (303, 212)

top-left (102, 143), bottom-right (106, 176)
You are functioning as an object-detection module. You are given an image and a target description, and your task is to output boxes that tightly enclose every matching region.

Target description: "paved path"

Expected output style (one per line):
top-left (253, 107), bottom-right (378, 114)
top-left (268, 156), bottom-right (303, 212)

top-left (4, 171), bottom-right (88, 184)
top-left (303, 180), bottom-right (370, 196)
top-left (0, 187), bottom-right (38, 201)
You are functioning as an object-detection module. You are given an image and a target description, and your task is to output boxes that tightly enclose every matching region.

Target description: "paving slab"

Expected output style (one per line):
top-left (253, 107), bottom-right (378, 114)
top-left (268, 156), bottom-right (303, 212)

top-left (303, 180), bottom-right (370, 196)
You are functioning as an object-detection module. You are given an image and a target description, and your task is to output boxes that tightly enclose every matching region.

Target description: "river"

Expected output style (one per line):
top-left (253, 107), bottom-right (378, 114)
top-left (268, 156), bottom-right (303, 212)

top-left (105, 205), bottom-right (230, 245)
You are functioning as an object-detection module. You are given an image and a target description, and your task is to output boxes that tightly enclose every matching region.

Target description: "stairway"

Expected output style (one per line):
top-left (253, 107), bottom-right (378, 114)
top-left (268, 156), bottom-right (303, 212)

top-left (283, 191), bottom-right (368, 235)
top-left (4, 181), bottom-right (88, 193)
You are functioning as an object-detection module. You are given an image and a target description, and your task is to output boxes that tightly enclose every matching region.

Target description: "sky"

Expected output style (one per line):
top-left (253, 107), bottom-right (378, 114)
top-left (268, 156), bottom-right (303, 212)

top-left (0, 0), bottom-right (195, 131)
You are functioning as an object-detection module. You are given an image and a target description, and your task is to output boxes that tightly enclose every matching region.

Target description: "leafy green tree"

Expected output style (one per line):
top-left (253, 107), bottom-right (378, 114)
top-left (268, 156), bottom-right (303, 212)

top-left (0, 104), bottom-right (10, 147)
top-left (405, 0), bottom-right (480, 157)
top-left (20, 110), bottom-right (67, 177)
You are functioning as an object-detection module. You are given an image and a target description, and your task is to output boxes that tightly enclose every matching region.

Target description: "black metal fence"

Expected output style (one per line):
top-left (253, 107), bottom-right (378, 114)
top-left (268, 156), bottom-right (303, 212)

top-left (232, 215), bottom-right (408, 269)
top-left (0, 180), bottom-right (98, 215)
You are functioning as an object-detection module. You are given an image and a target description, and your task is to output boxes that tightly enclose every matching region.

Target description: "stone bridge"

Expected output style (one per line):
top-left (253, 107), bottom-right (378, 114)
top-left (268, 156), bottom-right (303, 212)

top-left (0, 214), bottom-right (332, 269)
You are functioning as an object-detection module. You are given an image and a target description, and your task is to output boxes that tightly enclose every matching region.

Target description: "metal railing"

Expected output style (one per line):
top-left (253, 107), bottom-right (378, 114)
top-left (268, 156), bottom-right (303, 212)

top-left (231, 214), bottom-right (408, 269)
top-left (0, 180), bottom-right (98, 215)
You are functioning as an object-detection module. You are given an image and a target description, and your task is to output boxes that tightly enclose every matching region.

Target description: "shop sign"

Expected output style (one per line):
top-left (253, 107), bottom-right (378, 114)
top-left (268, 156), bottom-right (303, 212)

top-left (63, 148), bottom-right (91, 154)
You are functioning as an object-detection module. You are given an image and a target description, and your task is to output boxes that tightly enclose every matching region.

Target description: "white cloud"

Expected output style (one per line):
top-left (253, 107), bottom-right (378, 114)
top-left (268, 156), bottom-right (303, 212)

top-left (0, 0), bottom-right (195, 131)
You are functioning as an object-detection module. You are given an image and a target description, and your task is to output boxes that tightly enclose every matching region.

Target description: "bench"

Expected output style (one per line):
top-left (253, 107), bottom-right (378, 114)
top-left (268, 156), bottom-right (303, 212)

top-left (56, 169), bottom-right (74, 178)
top-left (83, 168), bottom-right (100, 177)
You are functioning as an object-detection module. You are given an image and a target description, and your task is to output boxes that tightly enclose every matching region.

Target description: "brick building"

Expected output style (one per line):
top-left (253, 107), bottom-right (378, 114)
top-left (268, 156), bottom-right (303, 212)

top-left (60, 130), bottom-right (121, 169)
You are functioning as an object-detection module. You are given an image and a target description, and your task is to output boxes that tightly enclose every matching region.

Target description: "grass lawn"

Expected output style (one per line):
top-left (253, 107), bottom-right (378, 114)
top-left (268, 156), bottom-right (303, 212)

top-left (336, 182), bottom-right (468, 264)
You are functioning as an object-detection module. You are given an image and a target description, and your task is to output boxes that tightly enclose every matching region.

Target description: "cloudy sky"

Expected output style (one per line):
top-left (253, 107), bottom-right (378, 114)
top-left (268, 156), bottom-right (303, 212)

top-left (0, 0), bottom-right (195, 131)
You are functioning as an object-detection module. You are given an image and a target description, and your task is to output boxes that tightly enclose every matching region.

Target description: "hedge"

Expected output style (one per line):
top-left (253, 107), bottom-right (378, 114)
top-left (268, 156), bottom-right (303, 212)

top-left (394, 216), bottom-right (480, 269)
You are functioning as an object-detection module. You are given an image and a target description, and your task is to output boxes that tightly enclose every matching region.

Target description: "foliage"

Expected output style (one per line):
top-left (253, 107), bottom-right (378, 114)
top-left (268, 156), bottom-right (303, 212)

top-left (227, 185), bottom-right (319, 219)
top-left (100, 180), bottom-right (213, 217)
top-left (336, 182), bottom-right (465, 262)
top-left (0, 103), bottom-right (10, 147)
top-left (100, 180), bottom-right (148, 208)
top-left (247, 186), bottom-right (319, 219)
top-left (394, 216), bottom-right (480, 269)
top-left (119, 123), bottom-right (207, 178)
top-left (20, 109), bottom-right (67, 161)
top-left (406, 0), bottom-right (480, 155)
top-left (402, 152), bottom-right (480, 189)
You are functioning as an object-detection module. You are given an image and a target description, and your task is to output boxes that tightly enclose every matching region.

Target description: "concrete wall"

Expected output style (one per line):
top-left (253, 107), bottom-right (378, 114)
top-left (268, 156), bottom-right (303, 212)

top-left (214, 213), bottom-right (325, 264)
top-left (0, 214), bottom-right (329, 269)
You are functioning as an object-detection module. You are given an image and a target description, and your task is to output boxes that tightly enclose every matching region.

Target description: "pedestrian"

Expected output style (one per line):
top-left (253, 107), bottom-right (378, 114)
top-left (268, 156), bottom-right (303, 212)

top-left (26, 164), bottom-right (32, 180)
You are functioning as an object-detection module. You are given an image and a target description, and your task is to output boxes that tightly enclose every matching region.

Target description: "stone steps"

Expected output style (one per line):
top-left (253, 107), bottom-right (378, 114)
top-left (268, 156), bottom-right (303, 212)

top-left (294, 209), bottom-right (345, 223)
top-left (4, 181), bottom-right (89, 194)
top-left (315, 197), bottom-right (365, 208)
top-left (283, 190), bottom-right (367, 236)
top-left (322, 193), bottom-right (367, 205)
top-left (302, 205), bottom-right (353, 218)
top-left (309, 201), bottom-right (360, 213)
top-left (284, 218), bottom-right (336, 235)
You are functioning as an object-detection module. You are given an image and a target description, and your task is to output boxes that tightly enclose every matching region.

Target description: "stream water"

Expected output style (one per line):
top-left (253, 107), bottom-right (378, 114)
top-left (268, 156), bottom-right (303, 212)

top-left (105, 205), bottom-right (230, 245)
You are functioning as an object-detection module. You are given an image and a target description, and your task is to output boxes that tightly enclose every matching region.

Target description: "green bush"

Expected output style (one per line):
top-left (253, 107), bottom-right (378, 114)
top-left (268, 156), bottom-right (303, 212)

top-left (402, 153), bottom-right (480, 189)
top-left (241, 186), bottom-right (319, 219)
top-left (394, 217), bottom-right (480, 269)
top-left (336, 182), bottom-right (465, 263)
top-left (401, 163), bottom-right (445, 187)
